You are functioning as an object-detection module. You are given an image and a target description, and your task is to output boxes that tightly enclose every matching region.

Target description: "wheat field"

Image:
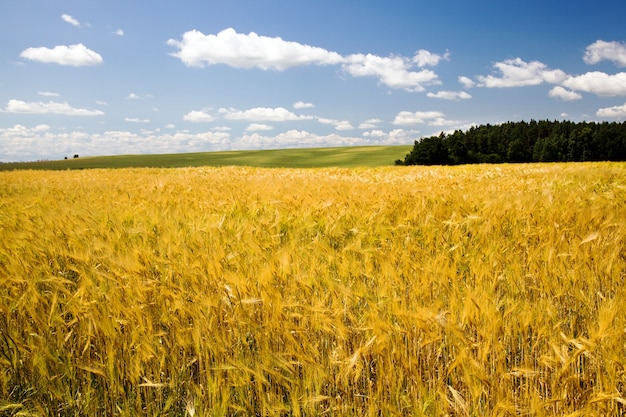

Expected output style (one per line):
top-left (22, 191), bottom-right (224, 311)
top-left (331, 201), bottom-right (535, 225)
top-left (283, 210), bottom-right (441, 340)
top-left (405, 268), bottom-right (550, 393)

top-left (1, 163), bottom-right (625, 416)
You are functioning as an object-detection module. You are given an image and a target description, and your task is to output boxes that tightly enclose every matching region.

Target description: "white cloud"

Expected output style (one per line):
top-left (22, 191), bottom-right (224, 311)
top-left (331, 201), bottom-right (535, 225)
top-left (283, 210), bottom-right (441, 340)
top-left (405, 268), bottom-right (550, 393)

top-left (165, 124), bottom-right (176, 129)
top-left (548, 86), bottom-right (582, 101)
top-left (362, 129), bottom-right (386, 137)
top-left (316, 117), bottom-right (353, 130)
top-left (584, 40), bottom-right (626, 67)
top-left (293, 101), bottom-right (314, 109)
top-left (245, 123), bottom-right (274, 131)
top-left (114, 29), bottom-right (125, 36)
top-left (317, 117), bottom-right (337, 125)
top-left (20, 44), bottom-right (103, 66)
top-left (235, 130), bottom-right (364, 149)
top-left (125, 93), bottom-right (142, 100)
top-left (38, 91), bottom-right (60, 97)
top-left (125, 117), bottom-right (151, 123)
top-left (596, 102), bottom-right (626, 118)
top-left (168, 28), bottom-right (442, 92)
top-left (61, 14), bottom-right (81, 27)
top-left (388, 128), bottom-right (423, 143)
top-left (167, 28), bottom-right (344, 70)
top-left (235, 128), bottom-right (417, 151)
top-left (0, 123), bottom-right (422, 162)
top-left (427, 91), bottom-right (472, 100)
top-left (2, 99), bottom-right (104, 116)
top-left (562, 71), bottom-right (626, 96)
top-left (392, 111), bottom-right (462, 127)
top-left (183, 110), bottom-right (214, 123)
top-left (218, 106), bottom-right (314, 122)
top-left (358, 118), bottom-right (382, 129)
top-left (458, 76), bottom-right (475, 88)
top-left (413, 49), bottom-right (449, 67)
top-left (343, 53), bottom-right (440, 91)
top-left (334, 121), bottom-right (354, 131)
top-left (476, 58), bottom-right (567, 87)
top-left (96, 100), bottom-right (108, 106)
top-left (0, 126), bottom-right (233, 162)
top-left (393, 111), bottom-right (442, 125)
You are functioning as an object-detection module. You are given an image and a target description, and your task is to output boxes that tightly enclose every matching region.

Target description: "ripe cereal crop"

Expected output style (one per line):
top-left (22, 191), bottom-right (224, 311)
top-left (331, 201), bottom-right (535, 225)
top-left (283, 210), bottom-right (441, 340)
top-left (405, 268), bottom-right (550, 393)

top-left (0, 163), bottom-right (625, 416)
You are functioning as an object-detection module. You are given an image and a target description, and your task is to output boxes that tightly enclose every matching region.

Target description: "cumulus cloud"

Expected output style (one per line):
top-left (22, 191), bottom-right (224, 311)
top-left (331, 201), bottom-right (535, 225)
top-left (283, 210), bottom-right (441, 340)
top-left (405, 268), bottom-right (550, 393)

top-left (2, 99), bottom-right (104, 116)
top-left (584, 40), bottom-right (626, 67)
top-left (358, 118), bottom-right (382, 129)
top-left (235, 130), bottom-right (364, 149)
top-left (245, 123), bottom-right (274, 131)
top-left (167, 28), bottom-right (343, 70)
top-left (38, 91), bottom-right (60, 97)
top-left (318, 117), bottom-right (338, 125)
top-left (458, 76), bottom-right (475, 88)
top-left (0, 126), bottom-right (233, 162)
top-left (20, 44), bottom-right (103, 66)
top-left (125, 117), bottom-right (150, 123)
top-left (562, 71), bottom-right (626, 96)
top-left (218, 106), bottom-right (314, 122)
top-left (393, 110), bottom-right (461, 126)
top-left (183, 110), bottom-right (214, 123)
top-left (235, 128), bottom-right (417, 151)
top-left (362, 129), bottom-right (386, 138)
top-left (413, 49), bottom-right (450, 67)
top-left (61, 14), bottom-right (81, 27)
top-left (293, 101), bottom-right (314, 109)
top-left (168, 28), bottom-right (443, 92)
top-left (0, 123), bottom-right (421, 162)
top-left (548, 86), bottom-right (582, 101)
top-left (1, 124), bottom-right (48, 137)
top-left (316, 117), bottom-right (352, 130)
top-left (334, 121), bottom-right (354, 131)
top-left (393, 111), bottom-right (440, 125)
top-left (427, 91), bottom-right (472, 100)
top-left (342, 53), bottom-right (440, 91)
top-left (114, 29), bottom-right (125, 36)
top-left (476, 58), bottom-right (567, 87)
top-left (596, 102), bottom-right (626, 118)
top-left (387, 128), bottom-right (422, 142)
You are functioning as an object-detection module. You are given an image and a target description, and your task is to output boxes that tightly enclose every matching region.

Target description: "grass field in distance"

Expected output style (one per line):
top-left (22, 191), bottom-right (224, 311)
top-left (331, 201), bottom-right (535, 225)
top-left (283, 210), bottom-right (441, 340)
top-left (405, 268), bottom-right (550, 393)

top-left (1, 162), bottom-right (625, 415)
top-left (0, 145), bottom-right (414, 170)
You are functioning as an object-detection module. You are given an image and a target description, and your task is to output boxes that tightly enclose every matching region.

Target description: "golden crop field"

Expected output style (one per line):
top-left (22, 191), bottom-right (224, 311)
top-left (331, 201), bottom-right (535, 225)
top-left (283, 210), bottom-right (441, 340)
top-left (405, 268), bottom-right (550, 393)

top-left (1, 163), bottom-right (625, 416)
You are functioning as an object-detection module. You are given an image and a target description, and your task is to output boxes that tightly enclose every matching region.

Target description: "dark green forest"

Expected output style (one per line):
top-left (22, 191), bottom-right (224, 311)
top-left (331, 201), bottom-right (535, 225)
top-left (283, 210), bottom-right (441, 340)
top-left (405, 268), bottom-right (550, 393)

top-left (396, 120), bottom-right (626, 165)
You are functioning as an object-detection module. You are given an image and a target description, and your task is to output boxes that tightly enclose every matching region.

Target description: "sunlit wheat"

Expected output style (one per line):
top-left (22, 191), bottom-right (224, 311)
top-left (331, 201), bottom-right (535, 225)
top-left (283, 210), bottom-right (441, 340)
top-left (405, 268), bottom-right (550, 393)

top-left (0, 163), bottom-right (625, 415)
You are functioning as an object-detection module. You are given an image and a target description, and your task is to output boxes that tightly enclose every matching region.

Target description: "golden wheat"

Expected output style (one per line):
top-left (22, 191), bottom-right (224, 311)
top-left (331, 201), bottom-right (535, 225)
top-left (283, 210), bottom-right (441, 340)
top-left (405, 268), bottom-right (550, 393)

top-left (0, 163), bottom-right (625, 416)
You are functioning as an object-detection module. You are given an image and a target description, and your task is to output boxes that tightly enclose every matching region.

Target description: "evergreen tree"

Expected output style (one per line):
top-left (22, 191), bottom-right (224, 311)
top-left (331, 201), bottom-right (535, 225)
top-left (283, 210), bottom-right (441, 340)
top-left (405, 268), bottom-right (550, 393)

top-left (397, 120), bottom-right (626, 165)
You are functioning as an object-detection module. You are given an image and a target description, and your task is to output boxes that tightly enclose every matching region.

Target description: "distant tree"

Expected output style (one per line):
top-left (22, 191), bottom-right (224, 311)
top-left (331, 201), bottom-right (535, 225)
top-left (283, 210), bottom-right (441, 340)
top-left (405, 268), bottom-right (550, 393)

top-left (396, 120), bottom-right (626, 165)
top-left (402, 133), bottom-right (449, 165)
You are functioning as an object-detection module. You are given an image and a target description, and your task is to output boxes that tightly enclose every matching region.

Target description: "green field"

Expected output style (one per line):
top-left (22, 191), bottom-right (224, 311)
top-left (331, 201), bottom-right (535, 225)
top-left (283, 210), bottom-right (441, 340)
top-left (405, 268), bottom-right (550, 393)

top-left (0, 145), bottom-right (413, 170)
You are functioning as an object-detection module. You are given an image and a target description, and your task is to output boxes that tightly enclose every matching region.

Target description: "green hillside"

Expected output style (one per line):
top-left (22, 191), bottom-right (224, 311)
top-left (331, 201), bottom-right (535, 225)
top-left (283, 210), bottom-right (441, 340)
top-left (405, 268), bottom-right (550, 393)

top-left (0, 146), bottom-right (413, 171)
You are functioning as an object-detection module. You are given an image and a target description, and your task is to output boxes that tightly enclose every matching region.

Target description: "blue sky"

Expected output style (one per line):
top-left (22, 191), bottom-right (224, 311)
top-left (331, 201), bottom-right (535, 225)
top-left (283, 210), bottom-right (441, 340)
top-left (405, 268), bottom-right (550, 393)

top-left (2, 0), bottom-right (626, 161)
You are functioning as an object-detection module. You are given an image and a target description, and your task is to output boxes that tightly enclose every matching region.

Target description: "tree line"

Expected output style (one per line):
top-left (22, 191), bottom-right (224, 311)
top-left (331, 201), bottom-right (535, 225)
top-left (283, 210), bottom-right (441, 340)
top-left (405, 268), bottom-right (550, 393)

top-left (396, 120), bottom-right (626, 165)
